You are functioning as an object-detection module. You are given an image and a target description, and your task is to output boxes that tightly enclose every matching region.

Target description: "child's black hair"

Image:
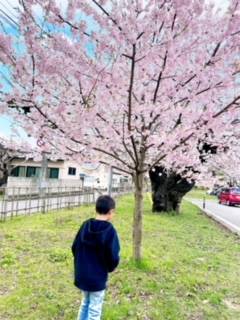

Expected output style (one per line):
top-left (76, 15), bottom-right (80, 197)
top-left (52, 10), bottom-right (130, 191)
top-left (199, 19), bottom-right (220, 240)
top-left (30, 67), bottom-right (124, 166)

top-left (96, 195), bottom-right (115, 215)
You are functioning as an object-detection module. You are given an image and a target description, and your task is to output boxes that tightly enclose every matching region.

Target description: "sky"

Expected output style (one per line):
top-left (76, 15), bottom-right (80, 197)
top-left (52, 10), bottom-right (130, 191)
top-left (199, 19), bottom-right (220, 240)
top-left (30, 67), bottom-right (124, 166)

top-left (0, 0), bottom-right (68, 144)
top-left (0, 116), bottom-right (15, 138)
top-left (0, 0), bottom-right (231, 143)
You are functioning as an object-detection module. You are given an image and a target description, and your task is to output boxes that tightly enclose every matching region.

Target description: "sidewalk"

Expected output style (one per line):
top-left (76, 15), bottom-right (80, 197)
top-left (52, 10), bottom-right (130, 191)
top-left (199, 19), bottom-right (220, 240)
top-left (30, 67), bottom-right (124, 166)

top-left (186, 198), bottom-right (240, 236)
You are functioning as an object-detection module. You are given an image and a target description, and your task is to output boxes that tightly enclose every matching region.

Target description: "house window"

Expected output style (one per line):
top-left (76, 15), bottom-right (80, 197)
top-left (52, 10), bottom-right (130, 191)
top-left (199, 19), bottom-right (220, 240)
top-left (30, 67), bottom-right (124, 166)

top-left (68, 167), bottom-right (76, 175)
top-left (48, 168), bottom-right (59, 179)
top-left (120, 176), bottom-right (128, 183)
top-left (112, 178), bottom-right (118, 186)
top-left (11, 166), bottom-right (26, 177)
top-left (26, 167), bottom-right (40, 178)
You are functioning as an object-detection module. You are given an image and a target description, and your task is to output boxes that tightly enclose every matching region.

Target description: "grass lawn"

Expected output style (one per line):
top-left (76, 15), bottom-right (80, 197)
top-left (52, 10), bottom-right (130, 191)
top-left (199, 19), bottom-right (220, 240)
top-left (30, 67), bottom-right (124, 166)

top-left (186, 188), bottom-right (217, 201)
top-left (0, 194), bottom-right (240, 320)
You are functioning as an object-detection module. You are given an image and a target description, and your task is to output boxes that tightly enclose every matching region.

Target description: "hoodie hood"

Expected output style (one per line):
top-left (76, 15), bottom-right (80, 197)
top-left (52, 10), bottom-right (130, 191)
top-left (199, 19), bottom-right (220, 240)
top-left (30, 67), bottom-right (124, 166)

top-left (80, 218), bottom-right (113, 247)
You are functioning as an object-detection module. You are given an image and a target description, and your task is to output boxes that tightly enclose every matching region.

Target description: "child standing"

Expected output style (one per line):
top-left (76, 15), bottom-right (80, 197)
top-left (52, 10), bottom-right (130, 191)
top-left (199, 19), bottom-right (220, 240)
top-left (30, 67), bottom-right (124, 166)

top-left (72, 195), bottom-right (120, 320)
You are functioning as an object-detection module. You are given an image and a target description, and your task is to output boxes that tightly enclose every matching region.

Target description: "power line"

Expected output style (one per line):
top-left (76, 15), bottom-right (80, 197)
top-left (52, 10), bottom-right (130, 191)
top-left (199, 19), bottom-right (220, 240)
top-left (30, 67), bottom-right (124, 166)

top-left (0, 14), bottom-right (18, 31)
top-left (0, 8), bottom-right (19, 27)
top-left (0, 0), bottom-right (18, 20)
top-left (0, 5), bottom-right (47, 34)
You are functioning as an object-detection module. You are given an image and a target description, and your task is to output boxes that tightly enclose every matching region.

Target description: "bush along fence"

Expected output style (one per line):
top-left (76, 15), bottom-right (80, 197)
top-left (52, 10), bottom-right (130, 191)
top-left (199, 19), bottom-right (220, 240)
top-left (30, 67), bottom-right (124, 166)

top-left (0, 184), bottom-right (133, 221)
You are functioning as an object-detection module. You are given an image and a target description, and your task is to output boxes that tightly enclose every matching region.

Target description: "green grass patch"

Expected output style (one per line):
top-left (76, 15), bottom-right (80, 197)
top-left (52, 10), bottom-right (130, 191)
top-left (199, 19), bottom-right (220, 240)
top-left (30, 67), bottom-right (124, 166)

top-left (0, 195), bottom-right (240, 319)
top-left (187, 188), bottom-right (217, 201)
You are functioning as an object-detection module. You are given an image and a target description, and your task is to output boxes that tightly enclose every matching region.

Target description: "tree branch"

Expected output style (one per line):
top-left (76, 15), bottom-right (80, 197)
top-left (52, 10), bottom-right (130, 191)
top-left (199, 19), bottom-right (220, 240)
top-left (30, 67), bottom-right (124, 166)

top-left (213, 95), bottom-right (240, 118)
top-left (150, 95), bottom-right (240, 169)
top-left (153, 50), bottom-right (168, 103)
top-left (130, 136), bottom-right (139, 168)
top-left (122, 115), bottom-right (137, 166)
top-left (57, 14), bottom-right (92, 38)
top-left (91, 0), bottom-right (122, 32)
top-left (31, 54), bottom-right (35, 89)
top-left (128, 44), bottom-right (136, 131)
top-left (171, 13), bottom-right (177, 31)
top-left (205, 42), bottom-right (221, 66)
top-left (99, 161), bottom-right (132, 175)
top-left (94, 147), bottom-right (134, 170)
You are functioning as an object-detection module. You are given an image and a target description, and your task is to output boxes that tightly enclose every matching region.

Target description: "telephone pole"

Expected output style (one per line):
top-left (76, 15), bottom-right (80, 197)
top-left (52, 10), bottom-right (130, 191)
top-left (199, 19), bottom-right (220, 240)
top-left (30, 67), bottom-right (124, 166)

top-left (39, 152), bottom-right (48, 212)
top-left (108, 166), bottom-right (113, 196)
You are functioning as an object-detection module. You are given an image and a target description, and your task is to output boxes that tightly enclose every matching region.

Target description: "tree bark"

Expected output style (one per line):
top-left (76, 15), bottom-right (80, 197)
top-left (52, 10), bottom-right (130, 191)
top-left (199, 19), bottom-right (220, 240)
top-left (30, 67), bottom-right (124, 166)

top-left (149, 166), bottom-right (194, 213)
top-left (132, 171), bottom-right (144, 261)
top-left (0, 169), bottom-right (8, 186)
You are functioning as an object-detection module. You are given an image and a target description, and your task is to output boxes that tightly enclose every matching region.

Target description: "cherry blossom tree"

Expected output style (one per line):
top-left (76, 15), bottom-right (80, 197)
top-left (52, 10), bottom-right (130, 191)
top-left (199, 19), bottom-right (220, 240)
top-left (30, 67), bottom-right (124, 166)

top-left (0, 140), bottom-right (14, 186)
top-left (0, 136), bottom-right (37, 185)
top-left (1, 0), bottom-right (240, 260)
top-left (149, 140), bottom-right (219, 213)
top-left (204, 140), bottom-right (240, 187)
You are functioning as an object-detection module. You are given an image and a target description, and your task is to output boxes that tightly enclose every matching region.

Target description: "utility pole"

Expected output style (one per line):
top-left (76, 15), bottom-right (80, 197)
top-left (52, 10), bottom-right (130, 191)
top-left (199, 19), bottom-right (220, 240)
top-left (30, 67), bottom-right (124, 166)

top-left (39, 152), bottom-right (48, 213)
top-left (108, 165), bottom-right (113, 196)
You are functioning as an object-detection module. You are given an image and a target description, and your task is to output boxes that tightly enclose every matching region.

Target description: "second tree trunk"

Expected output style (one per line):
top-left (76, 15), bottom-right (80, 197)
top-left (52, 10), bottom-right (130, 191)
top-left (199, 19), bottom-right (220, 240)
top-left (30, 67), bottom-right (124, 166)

top-left (149, 166), bottom-right (194, 213)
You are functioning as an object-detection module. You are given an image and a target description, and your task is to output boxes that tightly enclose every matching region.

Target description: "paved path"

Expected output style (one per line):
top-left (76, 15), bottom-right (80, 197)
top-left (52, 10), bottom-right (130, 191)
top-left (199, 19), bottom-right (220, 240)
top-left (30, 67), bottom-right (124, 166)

top-left (187, 198), bottom-right (240, 235)
top-left (0, 194), bottom-right (92, 217)
top-left (0, 190), bottom-right (126, 219)
top-left (0, 192), bottom-right (96, 219)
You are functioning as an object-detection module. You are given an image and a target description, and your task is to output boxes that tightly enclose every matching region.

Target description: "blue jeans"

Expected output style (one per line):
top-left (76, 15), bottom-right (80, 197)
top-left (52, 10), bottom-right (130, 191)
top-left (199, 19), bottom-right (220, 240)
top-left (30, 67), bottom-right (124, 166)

top-left (77, 290), bottom-right (105, 320)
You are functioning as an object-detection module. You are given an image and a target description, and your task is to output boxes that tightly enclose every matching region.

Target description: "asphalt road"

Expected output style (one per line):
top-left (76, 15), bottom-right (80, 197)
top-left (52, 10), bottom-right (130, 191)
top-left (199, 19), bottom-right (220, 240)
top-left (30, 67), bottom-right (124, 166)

top-left (189, 198), bottom-right (240, 234)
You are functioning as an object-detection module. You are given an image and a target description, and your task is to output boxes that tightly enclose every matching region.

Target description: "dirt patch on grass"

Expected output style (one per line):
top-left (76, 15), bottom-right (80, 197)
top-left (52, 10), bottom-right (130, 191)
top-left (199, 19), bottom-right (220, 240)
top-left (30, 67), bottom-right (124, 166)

top-left (0, 285), bottom-right (14, 297)
top-left (188, 313), bottom-right (204, 320)
top-left (224, 299), bottom-right (240, 311)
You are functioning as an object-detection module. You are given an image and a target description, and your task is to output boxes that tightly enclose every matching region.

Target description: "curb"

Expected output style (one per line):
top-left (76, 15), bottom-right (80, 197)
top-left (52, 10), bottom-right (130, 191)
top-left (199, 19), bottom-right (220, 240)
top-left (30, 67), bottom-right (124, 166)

top-left (186, 200), bottom-right (240, 236)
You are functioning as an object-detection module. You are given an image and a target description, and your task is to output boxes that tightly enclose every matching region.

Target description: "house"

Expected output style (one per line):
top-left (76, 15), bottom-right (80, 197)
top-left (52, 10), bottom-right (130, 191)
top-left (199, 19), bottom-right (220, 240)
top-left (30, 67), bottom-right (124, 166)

top-left (7, 157), bottom-right (131, 190)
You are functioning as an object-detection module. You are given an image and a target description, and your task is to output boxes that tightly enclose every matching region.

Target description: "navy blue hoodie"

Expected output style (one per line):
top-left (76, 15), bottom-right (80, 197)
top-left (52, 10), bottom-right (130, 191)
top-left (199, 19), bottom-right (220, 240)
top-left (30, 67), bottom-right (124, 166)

top-left (71, 218), bottom-right (120, 292)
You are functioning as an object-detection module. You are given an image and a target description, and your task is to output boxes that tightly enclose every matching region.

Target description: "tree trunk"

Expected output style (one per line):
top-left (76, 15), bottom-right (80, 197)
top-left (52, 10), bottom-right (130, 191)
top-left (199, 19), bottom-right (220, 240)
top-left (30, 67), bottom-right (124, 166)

top-left (149, 166), bottom-right (194, 213)
top-left (132, 172), bottom-right (144, 261)
top-left (0, 169), bottom-right (8, 187)
top-left (152, 188), bottom-right (183, 213)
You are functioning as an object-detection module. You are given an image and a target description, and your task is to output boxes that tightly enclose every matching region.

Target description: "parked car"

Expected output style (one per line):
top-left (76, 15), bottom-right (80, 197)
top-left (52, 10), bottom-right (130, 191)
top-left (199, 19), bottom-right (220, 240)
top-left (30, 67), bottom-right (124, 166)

top-left (208, 185), bottom-right (224, 196)
top-left (219, 187), bottom-right (240, 206)
top-left (215, 187), bottom-right (225, 197)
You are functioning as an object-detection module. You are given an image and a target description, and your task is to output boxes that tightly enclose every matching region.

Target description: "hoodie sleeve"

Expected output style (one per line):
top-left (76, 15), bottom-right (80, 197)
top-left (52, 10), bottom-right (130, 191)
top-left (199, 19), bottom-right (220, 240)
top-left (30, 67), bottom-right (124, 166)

top-left (71, 221), bottom-right (86, 256)
top-left (106, 228), bottom-right (120, 272)
top-left (71, 230), bottom-right (79, 256)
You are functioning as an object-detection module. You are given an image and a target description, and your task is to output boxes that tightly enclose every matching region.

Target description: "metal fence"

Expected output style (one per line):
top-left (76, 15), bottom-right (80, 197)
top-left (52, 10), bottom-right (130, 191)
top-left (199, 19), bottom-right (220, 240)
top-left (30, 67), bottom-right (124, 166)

top-left (0, 185), bottom-right (133, 221)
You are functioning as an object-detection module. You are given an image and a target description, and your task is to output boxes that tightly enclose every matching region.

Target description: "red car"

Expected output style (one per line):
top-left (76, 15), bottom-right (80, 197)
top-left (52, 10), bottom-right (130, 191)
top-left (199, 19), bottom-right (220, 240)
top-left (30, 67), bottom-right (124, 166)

top-left (219, 187), bottom-right (240, 206)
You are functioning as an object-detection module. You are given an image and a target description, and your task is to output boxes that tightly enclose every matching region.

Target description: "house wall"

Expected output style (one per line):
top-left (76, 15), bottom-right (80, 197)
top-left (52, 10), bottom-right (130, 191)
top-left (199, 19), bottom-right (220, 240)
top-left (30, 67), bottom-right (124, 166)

top-left (7, 176), bottom-right (83, 190)
top-left (10, 159), bottom-right (65, 170)
top-left (57, 161), bottom-right (110, 188)
top-left (7, 159), bottom-right (127, 190)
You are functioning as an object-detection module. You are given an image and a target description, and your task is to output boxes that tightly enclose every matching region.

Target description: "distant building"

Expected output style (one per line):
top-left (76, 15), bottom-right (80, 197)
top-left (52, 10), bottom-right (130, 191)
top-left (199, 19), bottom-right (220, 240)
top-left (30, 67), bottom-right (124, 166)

top-left (8, 157), bottom-right (130, 190)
